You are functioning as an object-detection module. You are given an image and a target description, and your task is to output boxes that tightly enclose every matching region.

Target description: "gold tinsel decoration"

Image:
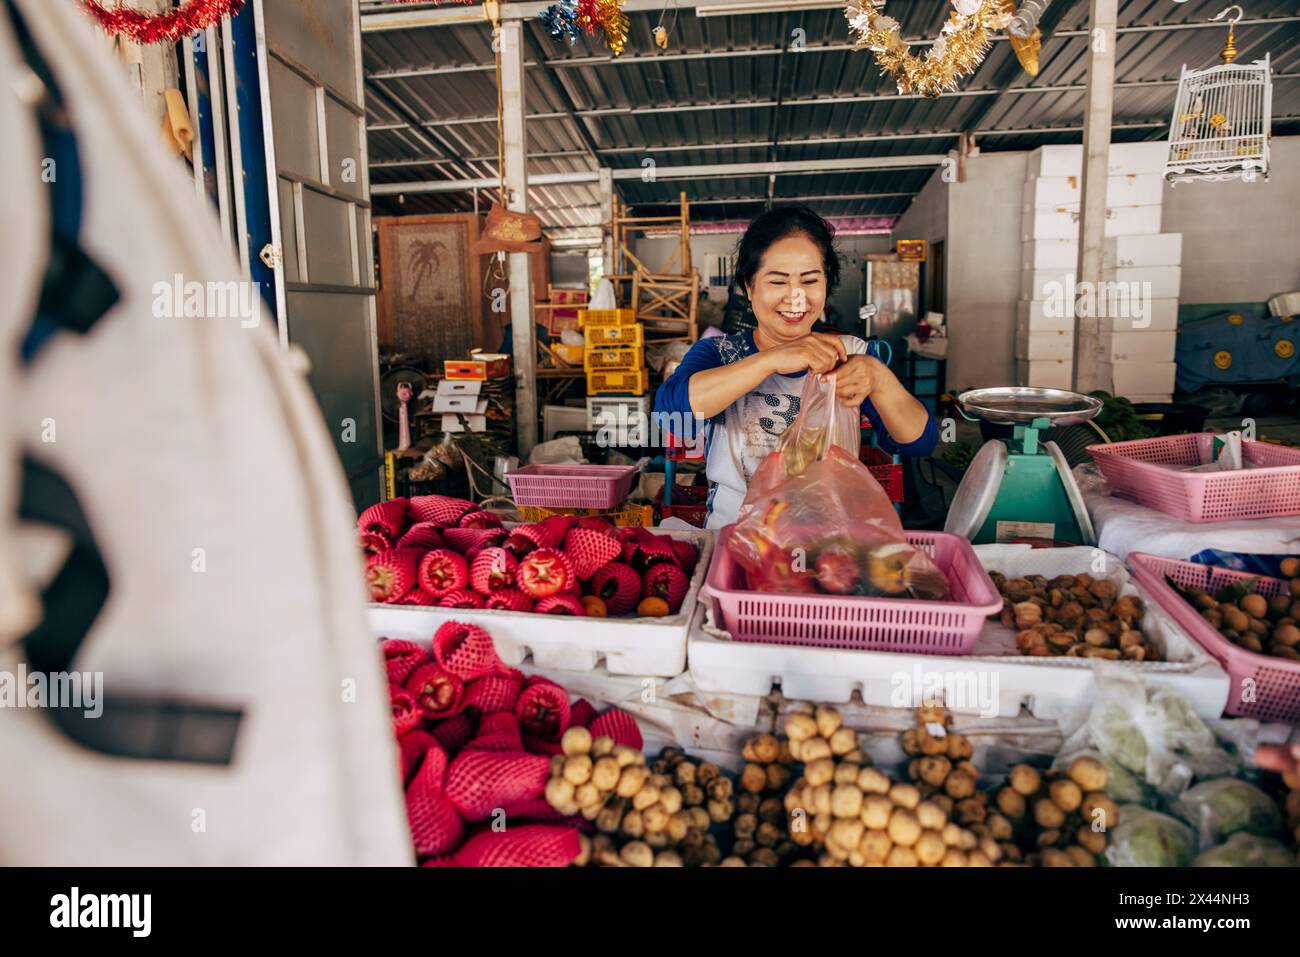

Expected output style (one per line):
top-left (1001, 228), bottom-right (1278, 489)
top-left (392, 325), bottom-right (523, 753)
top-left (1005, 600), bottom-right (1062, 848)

top-left (595, 0), bottom-right (629, 55)
top-left (844, 0), bottom-right (1009, 98)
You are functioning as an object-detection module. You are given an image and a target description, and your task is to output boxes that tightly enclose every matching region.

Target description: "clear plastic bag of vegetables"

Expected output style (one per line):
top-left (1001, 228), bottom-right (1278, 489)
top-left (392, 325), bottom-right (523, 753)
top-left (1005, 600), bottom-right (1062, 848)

top-left (1193, 832), bottom-right (1298, 867)
top-left (727, 373), bottom-right (948, 599)
top-left (1067, 672), bottom-right (1243, 799)
top-left (1105, 806), bottom-right (1198, 867)
top-left (1173, 778), bottom-right (1284, 849)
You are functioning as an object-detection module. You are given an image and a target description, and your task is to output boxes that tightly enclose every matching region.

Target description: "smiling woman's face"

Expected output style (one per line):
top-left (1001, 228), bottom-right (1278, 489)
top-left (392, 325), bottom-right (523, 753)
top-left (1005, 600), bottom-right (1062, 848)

top-left (745, 232), bottom-right (827, 347)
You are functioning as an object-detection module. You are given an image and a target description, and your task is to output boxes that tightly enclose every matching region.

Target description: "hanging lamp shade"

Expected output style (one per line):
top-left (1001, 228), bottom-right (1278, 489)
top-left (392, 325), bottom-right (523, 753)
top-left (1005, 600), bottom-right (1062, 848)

top-left (1164, 13), bottom-right (1272, 186)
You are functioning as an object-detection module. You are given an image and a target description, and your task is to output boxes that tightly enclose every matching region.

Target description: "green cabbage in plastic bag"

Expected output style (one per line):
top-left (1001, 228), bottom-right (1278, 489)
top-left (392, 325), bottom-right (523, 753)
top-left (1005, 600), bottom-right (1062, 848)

top-left (1106, 806), bottom-right (1197, 867)
top-left (1193, 833), bottom-right (1298, 867)
top-left (1174, 778), bottom-right (1283, 848)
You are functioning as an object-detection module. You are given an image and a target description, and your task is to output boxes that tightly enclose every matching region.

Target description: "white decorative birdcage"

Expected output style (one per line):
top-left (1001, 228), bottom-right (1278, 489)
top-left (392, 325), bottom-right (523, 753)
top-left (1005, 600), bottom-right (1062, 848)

top-left (1164, 8), bottom-right (1272, 185)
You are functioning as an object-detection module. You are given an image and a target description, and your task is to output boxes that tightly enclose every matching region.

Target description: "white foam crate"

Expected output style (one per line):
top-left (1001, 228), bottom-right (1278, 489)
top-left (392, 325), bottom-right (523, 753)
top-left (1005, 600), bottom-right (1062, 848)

top-left (1022, 173), bottom-right (1164, 209)
top-left (1023, 238), bottom-right (1079, 270)
top-left (1015, 326), bottom-right (1073, 361)
top-left (1103, 265), bottom-right (1181, 300)
top-left (369, 527), bottom-right (713, 677)
top-left (1106, 233), bottom-right (1183, 268)
top-left (689, 545), bottom-right (1228, 720)
top-left (1103, 360), bottom-right (1177, 396)
top-left (1028, 142), bottom-right (1169, 178)
top-left (1017, 299), bottom-right (1073, 332)
top-left (1021, 204), bottom-right (1163, 241)
top-left (1016, 358), bottom-right (1072, 390)
top-left (1098, 329), bottom-right (1178, 363)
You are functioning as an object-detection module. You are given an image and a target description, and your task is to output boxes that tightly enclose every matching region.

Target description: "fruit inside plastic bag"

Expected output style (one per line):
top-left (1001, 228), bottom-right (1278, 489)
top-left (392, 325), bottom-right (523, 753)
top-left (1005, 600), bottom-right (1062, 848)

top-left (727, 372), bottom-right (949, 600)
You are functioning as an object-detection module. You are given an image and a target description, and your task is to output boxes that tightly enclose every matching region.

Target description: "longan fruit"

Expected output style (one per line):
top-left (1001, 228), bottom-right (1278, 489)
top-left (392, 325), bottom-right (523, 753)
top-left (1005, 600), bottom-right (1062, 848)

top-left (996, 786), bottom-right (1026, 819)
top-left (858, 767), bottom-right (892, 794)
top-left (561, 725), bottom-right (593, 757)
top-left (1082, 791), bottom-right (1120, 830)
top-left (1067, 756), bottom-right (1108, 792)
top-left (858, 829), bottom-right (892, 864)
top-left (1033, 797), bottom-right (1067, 829)
top-left (562, 754), bottom-right (593, 786)
top-left (814, 706), bottom-right (843, 739)
top-left (889, 783), bottom-right (922, 810)
top-left (740, 763), bottom-right (767, 793)
top-left (885, 845), bottom-right (919, 867)
top-left (800, 737), bottom-right (833, 763)
top-left (887, 807), bottom-right (922, 847)
top-left (1009, 765), bottom-right (1041, 796)
top-left (915, 830), bottom-right (946, 865)
top-left (1049, 779), bottom-right (1083, 813)
top-left (860, 794), bottom-right (893, 831)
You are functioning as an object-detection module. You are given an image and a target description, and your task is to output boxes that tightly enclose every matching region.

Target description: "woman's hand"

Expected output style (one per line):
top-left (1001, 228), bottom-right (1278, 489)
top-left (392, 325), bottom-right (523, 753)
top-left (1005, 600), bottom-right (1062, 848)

top-left (828, 354), bottom-right (894, 407)
top-left (762, 333), bottom-right (847, 377)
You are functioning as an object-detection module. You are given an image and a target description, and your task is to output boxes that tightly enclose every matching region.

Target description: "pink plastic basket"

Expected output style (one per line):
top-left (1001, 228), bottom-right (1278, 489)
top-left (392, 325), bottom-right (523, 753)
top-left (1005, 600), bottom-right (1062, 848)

top-left (1087, 433), bottom-right (1300, 523)
top-left (506, 464), bottom-right (638, 510)
top-left (1129, 553), bottom-right (1300, 722)
top-left (703, 528), bottom-right (1002, 654)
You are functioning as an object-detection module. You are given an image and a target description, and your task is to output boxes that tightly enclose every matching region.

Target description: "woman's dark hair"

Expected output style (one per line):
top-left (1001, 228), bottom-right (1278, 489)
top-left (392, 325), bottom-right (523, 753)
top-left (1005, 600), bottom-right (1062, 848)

top-left (734, 205), bottom-right (841, 295)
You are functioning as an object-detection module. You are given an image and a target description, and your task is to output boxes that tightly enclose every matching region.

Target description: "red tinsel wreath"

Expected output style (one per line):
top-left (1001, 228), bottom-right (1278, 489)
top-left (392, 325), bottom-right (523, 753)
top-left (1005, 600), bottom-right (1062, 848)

top-left (80, 0), bottom-right (245, 45)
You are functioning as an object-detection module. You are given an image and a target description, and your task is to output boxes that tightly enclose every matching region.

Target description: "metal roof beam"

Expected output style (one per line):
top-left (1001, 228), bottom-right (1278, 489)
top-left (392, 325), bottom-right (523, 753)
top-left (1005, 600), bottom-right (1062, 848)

top-left (367, 72), bottom-right (1300, 132)
top-left (371, 153), bottom-right (945, 195)
top-left (359, 0), bottom-right (842, 32)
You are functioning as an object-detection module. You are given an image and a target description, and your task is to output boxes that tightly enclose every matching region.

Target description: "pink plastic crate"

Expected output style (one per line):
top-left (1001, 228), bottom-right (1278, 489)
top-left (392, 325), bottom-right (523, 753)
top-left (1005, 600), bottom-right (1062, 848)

top-left (1087, 433), bottom-right (1300, 522)
top-left (506, 463), bottom-right (637, 510)
top-left (703, 528), bottom-right (1002, 654)
top-left (1129, 553), bottom-right (1300, 723)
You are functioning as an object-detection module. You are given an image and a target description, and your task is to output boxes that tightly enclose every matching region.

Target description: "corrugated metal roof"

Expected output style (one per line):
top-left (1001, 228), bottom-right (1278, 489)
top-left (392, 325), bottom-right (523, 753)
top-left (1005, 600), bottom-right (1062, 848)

top-left (362, 0), bottom-right (1300, 231)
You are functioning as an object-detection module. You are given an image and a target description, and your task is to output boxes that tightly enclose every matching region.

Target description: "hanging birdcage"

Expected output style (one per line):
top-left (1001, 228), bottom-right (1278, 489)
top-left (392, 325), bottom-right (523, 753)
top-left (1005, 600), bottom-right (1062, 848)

top-left (1163, 6), bottom-right (1272, 185)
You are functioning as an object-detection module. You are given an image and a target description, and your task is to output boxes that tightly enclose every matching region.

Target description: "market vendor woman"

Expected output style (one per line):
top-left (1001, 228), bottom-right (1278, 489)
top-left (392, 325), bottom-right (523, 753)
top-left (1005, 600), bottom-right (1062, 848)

top-left (655, 206), bottom-right (938, 529)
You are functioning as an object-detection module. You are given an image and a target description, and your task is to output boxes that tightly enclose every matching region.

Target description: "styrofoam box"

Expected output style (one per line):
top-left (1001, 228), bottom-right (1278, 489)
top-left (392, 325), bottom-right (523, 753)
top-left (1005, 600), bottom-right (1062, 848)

top-left (1021, 267), bottom-right (1077, 302)
top-left (1098, 330), bottom-right (1178, 363)
top-left (1103, 265), bottom-right (1181, 300)
top-left (1022, 204), bottom-right (1163, 241)
top-left (1016, 358), bottom-right (1072, 390)
top-left (1015, 326), bottom-right (1073, 361)
top-left (1028, 142), bottom-right (1170, 179)
top-left (586, 395), bottom-right (650, 430)
top-left (369, 527), bottom-right (713, 677)
top-left (690, 544), bottom-right (1227, 720)
top-left (542, 403), bottom-right (589, 441)
top-left (1103, 360), bottom-right (1177, 397)
top-left (1023, 238), bottom-right (1079, 270)
top-left (1020, 293), bottom-right (1179, 332)
top-left (1105, 233), bottom-right (1183, 268)
top-left (1017, 299), bottom-right (1074, 332)
top-left (1022, 173), bottom-right (1164, 209)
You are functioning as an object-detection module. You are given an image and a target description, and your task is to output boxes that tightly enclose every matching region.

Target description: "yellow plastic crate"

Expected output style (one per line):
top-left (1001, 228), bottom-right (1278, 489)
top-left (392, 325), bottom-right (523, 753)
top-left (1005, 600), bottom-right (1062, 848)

top-left (578, 308), bottom-right (637, 329)
top-left (519, 503), bottom-right (652, 527)
top-left (551, 342), bottom-right (585, 366)
top-left (584, 323), bottom-right (644, 348)
top-left (584, 345), bottom-right (644, 373)
top-left (587, 368), bottom-right (649, 396)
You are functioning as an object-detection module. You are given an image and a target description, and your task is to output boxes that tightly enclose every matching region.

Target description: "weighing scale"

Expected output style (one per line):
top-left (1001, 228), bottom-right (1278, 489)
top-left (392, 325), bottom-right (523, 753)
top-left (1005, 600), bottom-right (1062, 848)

top-left (944, 387), bottom-right (1102, 546)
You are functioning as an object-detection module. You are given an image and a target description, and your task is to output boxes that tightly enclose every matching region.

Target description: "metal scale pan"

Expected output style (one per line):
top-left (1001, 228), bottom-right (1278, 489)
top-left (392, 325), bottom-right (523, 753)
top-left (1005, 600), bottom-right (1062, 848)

top-left (945, 388), bottom-right (1102, 546)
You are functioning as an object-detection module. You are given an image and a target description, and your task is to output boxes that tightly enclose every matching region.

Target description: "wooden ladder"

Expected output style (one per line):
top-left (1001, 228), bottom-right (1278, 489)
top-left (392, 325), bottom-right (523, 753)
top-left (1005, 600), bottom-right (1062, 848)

top-left (613, 191), bottom-right (700, 343)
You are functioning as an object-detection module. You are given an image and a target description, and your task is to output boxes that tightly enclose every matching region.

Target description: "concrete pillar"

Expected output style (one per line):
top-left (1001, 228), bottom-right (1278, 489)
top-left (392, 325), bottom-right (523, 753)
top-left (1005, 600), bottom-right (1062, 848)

top-left (599, 166), bottom-right (614, 282)
top-left (501, 19), bottom-right (537, 456)
top-left (1072, 0), bottom-right (1118, 394)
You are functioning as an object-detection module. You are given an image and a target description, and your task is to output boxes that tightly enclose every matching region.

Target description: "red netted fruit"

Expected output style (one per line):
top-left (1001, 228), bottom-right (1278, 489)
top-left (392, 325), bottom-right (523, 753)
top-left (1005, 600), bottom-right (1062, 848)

top-left (534, 594), bottom-right (585, 616)
top-left (516, 548), bottom-right (575, 600)
top-left (563, 527), bottom-right (622, 580)
top-left (408, 494), bottom-right (474, 527)
top-left (642, 563), bottom-right (689, 613)
top-left (589, 562), bottom-right (642, 616)
top-left (439, 588), bottom-right (485, 609)
top-left (485, 588), bottom-right (534, 613)
top-left (418, 549), bottom-right (469, 597)
top-left (469, 547), bottom-right (518, 595)
top-left (365, 548), bottom-right (422, 602)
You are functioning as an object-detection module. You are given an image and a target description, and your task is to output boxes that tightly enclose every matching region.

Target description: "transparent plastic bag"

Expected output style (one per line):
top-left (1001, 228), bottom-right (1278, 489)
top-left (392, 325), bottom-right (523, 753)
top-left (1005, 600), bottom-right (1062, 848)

top-left (1173, 778), bottom-right (1284, 850)
top-left (727, 373), bottom-right (948, 598)
top-left (1105, 806), bottom-right (1198, 867)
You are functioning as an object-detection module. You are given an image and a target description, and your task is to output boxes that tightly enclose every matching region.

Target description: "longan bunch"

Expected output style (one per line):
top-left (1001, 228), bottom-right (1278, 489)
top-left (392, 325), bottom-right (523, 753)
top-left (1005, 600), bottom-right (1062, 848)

top-left (646, 747), bottom-right (735, 867)
top-left (899, 706), bottom-right (1019, 862)
top-left (784, 705), bottom-right (872, 767)
top-left (725, 733), bottom-right (799, 867)
top-left (546, 728), bottom-right (696, 867)
top-left (993, 757), bottom-right (1117, 867)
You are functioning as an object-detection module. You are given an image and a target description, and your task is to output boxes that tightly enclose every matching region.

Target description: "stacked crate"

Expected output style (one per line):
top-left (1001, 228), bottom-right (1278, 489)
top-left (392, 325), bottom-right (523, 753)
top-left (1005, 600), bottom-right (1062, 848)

top-left (580, 308), bottom-right (648, 397)
top-left (1017, 142), bottom-right (1183, 401)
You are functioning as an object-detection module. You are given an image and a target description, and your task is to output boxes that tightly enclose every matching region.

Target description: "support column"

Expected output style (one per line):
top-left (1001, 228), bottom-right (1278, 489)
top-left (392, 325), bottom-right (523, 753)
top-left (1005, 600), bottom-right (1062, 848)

top-left (598, 166), bottom-right (614, 281)
top-left (501, 19), bottom-right (537, 457)
top-left (1072, 0), bottom-right (1118, 394)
